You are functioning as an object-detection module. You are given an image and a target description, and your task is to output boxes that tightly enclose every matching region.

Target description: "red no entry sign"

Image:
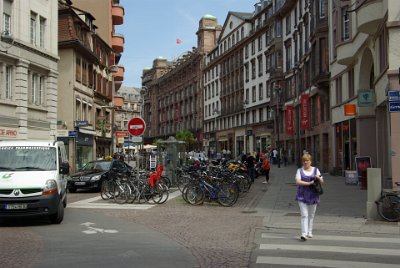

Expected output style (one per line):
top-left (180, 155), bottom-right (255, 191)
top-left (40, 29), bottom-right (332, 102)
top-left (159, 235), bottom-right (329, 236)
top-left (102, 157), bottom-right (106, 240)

top-left (128, 117), bottom-right (146, 136)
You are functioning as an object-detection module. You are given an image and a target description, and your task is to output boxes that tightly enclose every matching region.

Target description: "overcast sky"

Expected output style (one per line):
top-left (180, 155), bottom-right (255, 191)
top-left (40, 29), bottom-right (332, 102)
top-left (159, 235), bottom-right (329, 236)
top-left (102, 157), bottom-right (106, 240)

top-left (118, 0), bottom-right (255, 88)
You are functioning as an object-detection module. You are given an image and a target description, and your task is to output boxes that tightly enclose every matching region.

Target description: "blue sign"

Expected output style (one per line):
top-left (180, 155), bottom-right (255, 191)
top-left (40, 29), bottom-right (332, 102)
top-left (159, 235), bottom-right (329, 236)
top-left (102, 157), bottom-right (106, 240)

top-left (68, 131), bottom-right (77, 137)
top-left (388, 101), bottom-right (400, 112)
top-left (388, 90), bottom-right (400, 102)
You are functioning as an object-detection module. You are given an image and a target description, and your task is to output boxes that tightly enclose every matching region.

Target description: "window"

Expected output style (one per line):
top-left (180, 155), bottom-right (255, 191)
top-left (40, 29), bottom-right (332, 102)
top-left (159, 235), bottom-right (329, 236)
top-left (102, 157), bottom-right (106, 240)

top-left (39, 17), bottom-right (46, 48)
top-left (3, 0), bottom-right (12, 34)
top-left (75, 57), bottom-right (81, 82)
top-left (252, 86), bottom-right (256, 102)
top-left (319, 0), bottom-right (326, 18)
top-left (286, 15), bottom-right (291, 34)
top-left (258, 36), bottom-right (262, 51)
top-left (30, 12), bottom-right (37, 45)
top-left (251, 40), bottom-right (255, 55)
top-left (342, 6), bottom-right (350, 41)
top-left (258, 56), bottom-right (263, 76)
top-left (348, 68), bottom-right (354, 99)
top-left (379, 27), bottom-right (388, 73)
top-left (39, 76), bottom-right (45, 105)
top-left (335, 77), bottom-right (342, 105)
top-left (251, 59), bottom-right (256, 80)
top-left (5, 65), bottom-right (12, 99)
top-left (259, 83), bottom-right (263, 100)
top-left (30, 73), bottom-right (37, 104)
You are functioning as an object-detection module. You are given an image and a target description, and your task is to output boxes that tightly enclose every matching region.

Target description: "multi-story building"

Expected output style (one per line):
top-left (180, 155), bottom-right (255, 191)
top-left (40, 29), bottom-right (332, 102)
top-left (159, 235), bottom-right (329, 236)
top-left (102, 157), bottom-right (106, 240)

top-left (58, 1), bottom-right (117, 171)
top-left (72, 0), bottom-right (125, 156)
top-left (114, 86), bottom-right (141, 150)
top-left (142, 15), bottom-right (221, 149)
top-left (0, 0), bottom-right (59, 140)
top-left (329, 0), bottom-right (400, 189)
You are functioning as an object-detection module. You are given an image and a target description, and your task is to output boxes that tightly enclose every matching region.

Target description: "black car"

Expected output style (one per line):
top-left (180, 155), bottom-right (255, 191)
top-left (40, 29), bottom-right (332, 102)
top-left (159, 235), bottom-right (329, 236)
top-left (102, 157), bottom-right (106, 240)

top-left (68, 160), bottom-right (132, 192)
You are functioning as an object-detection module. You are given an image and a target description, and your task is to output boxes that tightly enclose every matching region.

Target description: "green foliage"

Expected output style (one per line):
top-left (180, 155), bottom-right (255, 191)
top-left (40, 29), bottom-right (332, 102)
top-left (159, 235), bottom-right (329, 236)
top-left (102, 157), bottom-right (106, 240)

top-left (175, 130), bottom-right (196, 147)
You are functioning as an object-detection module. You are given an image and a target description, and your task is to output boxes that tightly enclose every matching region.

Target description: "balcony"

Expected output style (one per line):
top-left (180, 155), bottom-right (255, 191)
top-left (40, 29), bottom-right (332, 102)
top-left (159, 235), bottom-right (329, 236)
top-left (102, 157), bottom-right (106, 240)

top-left (112, 4), bottom-right (124, 25)
top-left (336, 33), bottom-right (368, 65)
top-left (113, 65), bottom-right (124, 82)
top-left (112, 33), bottom-right (124, 53)
top-left (357, 0), bottom-right (383, 35)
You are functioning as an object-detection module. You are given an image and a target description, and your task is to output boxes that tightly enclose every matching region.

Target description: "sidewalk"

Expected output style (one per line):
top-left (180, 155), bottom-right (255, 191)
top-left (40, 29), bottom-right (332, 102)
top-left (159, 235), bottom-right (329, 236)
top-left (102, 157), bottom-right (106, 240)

top-left (254, 164), bottom-right (400, 235)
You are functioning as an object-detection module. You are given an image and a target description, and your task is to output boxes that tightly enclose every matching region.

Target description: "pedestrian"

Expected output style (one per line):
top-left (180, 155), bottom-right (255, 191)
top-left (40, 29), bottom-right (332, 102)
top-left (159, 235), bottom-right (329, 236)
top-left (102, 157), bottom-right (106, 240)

top-left (261, 156), bottom-right (270, 184)
top-left (282, 149), bottom-right (288, 166)
top-left (246, 153), bottom-right (256, 182)
top-left (295, 153), bottom-right (324, 241)
top-left (272, 148), bottom-right (278, 164)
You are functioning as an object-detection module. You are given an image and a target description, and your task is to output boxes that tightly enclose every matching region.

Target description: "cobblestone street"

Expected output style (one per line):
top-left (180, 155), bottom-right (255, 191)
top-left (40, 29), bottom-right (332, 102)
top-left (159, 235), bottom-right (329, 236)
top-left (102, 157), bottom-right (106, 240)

top-left (98, 179), bottom-right (268, 268)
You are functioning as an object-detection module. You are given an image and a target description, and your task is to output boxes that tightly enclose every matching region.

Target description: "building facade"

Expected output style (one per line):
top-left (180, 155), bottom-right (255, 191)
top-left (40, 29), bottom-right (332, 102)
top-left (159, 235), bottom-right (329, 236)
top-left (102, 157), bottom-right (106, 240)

top-left (142, 15), bottom-right (222, 150)
top-left (329, 0), bottom-right (400, 189)
top-left (0, 0), bottom-right (59, 141)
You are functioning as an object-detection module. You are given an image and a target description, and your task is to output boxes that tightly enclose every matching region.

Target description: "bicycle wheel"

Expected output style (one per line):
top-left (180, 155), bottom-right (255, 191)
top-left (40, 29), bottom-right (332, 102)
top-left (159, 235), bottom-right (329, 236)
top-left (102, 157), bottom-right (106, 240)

top-left (185, 185), bottom-right (205, 205)
top-left (377, 194), bottom-right (400, 222)
top-left (156, 183), bottom-right (169, 204)
top-left (100, 180), bottom-right (113, 200)
top-left (177, 174), bottom-right (191, 192)
top-left (217, 183), bottom-right (239, 207)
top-left (114, 183), bottom-right (130, 204)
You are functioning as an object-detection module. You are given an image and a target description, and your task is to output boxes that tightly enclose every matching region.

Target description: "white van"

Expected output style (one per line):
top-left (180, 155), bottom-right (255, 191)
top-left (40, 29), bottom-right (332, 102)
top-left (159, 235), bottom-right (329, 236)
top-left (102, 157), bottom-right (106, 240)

top-left (0, 140), bottom-right (69, 224)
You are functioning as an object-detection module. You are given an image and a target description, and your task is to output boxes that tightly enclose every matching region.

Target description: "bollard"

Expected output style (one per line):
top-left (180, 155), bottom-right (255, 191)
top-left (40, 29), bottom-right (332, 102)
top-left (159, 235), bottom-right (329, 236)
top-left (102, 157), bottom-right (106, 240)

top-left (366, 168), bottom-right (381, 220)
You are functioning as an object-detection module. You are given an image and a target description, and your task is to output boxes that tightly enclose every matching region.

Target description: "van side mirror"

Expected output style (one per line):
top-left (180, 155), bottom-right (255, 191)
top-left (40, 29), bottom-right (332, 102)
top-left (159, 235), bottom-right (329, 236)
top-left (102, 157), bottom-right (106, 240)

top-left (60, 161), bottom-right (70, 175)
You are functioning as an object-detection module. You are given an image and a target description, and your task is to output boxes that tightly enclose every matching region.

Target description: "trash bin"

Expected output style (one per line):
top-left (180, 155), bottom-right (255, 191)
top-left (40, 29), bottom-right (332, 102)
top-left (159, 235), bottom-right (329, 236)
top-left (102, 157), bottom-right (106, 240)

top-left (345, 170), bottom-right (358, 185)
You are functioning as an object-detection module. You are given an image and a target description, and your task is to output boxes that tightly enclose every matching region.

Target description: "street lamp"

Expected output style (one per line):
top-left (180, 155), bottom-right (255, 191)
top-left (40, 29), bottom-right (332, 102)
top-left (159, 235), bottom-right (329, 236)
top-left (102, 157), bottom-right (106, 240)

top-left (108, 65), bottom-right (118, 155)
top-left (213, 108), bottom-right (220, 157)
top-left (243, 99), bottom-right (249, 154)
top-left (275, 86), bottom-right (282, 168)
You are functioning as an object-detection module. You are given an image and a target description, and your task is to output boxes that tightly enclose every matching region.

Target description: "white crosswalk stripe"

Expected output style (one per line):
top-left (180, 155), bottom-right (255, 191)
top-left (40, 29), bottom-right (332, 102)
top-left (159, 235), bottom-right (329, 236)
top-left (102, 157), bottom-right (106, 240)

top-left (68, 190), bottom-right (181, 210)
top-left (255, 232), bottom-right (400, 267)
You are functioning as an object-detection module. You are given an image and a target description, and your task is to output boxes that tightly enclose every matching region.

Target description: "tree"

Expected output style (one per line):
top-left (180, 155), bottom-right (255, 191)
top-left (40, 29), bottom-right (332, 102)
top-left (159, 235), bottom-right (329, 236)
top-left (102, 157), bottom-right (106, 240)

top-left (175, 130), bottom-right (196, 150)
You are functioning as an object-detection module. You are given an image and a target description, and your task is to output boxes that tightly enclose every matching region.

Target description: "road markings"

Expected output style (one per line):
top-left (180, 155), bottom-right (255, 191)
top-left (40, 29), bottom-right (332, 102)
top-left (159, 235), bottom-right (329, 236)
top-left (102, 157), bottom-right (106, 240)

top-left (256, 232), bottom-right (400, 267)
top-left (259, 243), bottom-right (399, 256)
top-left (68, 190), bottom-right (181, 210)
top-left (81, 222), bottom-right (118, 234)
top-left (256, 257), bottom-right (400, 268)
top-left (261, 233), bottom-right (400, 244)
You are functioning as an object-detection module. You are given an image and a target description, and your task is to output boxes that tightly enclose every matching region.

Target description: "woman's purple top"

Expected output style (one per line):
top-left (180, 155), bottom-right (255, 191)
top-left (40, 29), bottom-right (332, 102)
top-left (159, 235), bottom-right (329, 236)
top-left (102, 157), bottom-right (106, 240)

top-left (295, 167), bottom-right (320, 205)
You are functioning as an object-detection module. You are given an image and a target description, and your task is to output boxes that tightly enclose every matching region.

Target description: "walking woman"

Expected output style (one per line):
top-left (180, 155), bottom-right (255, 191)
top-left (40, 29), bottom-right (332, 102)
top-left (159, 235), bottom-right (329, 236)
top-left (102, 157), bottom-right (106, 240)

top-left (295, 153), bottom-right (324, 241)
top-left (261, 156), bottom-right (270, 184)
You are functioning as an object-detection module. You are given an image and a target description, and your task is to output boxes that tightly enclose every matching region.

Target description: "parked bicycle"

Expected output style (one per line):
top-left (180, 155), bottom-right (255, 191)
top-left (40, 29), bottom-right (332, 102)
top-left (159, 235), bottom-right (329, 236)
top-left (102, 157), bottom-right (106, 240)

top-left (375, 182), bottom-right (400, 222)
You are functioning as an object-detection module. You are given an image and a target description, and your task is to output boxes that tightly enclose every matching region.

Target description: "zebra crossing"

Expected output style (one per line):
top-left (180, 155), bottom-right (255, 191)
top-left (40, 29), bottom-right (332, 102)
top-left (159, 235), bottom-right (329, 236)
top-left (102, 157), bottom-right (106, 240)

top-left (252, 230), bottom-right (400, 268)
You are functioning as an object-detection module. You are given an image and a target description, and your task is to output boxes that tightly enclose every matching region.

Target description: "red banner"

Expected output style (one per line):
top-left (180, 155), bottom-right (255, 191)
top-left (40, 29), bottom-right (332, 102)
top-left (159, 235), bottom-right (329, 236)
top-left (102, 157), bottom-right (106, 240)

top-left (300, 94), bottom-right (310, 130)
top-left (285, 105), bottom-right (294, 135)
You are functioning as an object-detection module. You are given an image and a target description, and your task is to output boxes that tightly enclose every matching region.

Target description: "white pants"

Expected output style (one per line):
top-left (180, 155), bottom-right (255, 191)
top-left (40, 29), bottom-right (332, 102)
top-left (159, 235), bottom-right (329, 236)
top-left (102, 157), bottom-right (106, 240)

top-left (298, 201), bottom-right (317, 236)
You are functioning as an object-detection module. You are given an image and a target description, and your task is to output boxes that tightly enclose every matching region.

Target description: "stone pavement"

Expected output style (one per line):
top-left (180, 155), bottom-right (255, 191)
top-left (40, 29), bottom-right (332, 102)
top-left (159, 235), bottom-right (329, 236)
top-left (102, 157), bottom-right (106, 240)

top-left (256, 163), bottom-right (400, 235)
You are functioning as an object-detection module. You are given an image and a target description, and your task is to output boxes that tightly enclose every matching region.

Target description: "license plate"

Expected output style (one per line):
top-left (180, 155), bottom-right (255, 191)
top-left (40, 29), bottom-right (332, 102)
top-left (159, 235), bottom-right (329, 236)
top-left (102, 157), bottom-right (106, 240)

top-left (75, 182), bottom-right (86, 185)
top-left (5, 203), bottom-right (28, 210)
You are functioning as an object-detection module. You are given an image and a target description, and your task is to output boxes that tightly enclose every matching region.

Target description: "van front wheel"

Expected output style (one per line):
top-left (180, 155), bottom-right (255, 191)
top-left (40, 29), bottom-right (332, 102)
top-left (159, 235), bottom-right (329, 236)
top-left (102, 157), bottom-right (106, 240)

top-left (50, 201), bottom-right (64, 224)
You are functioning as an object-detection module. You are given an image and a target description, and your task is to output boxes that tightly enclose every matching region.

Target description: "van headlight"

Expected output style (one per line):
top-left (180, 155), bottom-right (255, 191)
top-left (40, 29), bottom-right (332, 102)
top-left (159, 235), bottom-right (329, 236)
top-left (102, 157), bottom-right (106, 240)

top-left (91, 175), bottom-right (101, 181)
top-left (43, 180), bottom-right (58, 195)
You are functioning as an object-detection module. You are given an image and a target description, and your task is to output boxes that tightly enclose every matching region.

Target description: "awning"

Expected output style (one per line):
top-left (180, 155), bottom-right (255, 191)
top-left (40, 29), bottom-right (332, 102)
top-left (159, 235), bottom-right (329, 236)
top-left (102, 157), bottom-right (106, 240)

top-left (78, 128), bottom-right (96, 135)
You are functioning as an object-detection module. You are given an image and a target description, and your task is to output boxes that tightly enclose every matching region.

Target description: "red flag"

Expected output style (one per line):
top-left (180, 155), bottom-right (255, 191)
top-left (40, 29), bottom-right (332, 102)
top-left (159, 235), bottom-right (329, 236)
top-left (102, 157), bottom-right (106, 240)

top-left (285, 105), bottom-right (294, 135)
top-left (176, 38), bottom-right (182, 44)
top-left (300, 94), bottom-right (310, 130)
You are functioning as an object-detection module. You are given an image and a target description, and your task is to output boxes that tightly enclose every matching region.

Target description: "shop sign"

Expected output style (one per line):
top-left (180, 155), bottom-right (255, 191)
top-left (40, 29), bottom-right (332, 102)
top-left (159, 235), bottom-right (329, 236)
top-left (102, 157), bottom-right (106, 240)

top-left (75, 120), bottom-right (88, 127)
top-left (68, 131), bottom-right (77, 137)
top-left (300, 94), bottom-right (310, 130)
top-left (388, 90), bottom-right (400, 102)
top-left (56, 130), bottom-right (69, 137)
top-left (344, 104), bottom-right (357, 116)
top-left (115, 131), bottom-right (129, 137)
top-left (0, 127), bottom-right (18, 138)
top-left (285, 105), bottom-right (294, 135)
top-left (358, 89), bottom-right (375, 107)
top-left (388, 101), bottom-right (400, 112)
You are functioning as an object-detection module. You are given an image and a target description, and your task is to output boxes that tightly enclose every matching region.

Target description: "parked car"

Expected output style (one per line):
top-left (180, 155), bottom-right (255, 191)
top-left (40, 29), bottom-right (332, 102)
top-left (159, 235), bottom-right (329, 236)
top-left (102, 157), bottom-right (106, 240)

top-left (68, 160), bottom-right (131, 192)
top-left (190, 152), bottom-right (209, 162)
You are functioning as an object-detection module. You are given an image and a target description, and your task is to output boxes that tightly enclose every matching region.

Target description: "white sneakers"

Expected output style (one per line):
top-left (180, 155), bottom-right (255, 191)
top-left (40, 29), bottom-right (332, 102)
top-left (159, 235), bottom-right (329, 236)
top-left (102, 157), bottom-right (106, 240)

top-left (262, 181), bottom-right (268, 184)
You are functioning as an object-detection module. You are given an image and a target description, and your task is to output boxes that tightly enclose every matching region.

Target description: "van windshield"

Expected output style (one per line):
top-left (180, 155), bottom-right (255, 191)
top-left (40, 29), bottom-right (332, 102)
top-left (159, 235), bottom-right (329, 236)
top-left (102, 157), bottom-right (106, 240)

top-left (0, 146), bottom-right (57, 171)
